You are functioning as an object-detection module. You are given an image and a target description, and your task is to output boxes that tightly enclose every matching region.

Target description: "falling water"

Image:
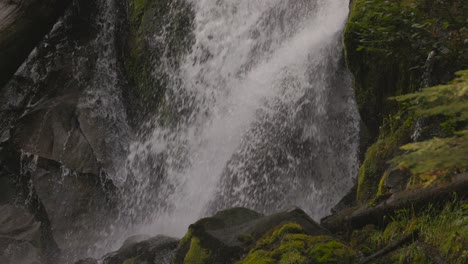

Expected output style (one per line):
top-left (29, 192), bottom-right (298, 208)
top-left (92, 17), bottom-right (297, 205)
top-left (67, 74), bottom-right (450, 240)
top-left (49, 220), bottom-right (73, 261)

top-left (119, 0), bottom-right (359, 240)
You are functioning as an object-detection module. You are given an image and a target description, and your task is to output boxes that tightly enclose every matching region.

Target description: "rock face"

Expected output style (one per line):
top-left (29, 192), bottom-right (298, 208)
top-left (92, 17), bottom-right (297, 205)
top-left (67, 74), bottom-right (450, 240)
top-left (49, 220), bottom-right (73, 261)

top-left (0, 205), bottom-right (50, 264)
top-left (0, 0), bottom-right (131, 261)
top-left (123, 0), bottom-right (194, 127)
top-left (0, 0), bottom-right (71, 89)
top-left (0, 0), bottom-right (196, 261)
top-left (0, 142), bottom-right (59, 264)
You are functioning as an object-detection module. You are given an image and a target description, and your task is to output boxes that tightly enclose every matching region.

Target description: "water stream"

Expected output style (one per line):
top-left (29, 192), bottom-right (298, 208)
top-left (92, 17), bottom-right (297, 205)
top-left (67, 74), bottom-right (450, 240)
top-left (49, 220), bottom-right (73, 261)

top-left (117, 0), bottom-right (359, 240)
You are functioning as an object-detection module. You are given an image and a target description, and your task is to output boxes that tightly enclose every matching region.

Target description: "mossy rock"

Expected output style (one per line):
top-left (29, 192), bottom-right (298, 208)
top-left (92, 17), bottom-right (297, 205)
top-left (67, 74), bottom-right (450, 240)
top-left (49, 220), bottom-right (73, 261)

top-left (174, 208), bottom-right (264, 264)
top-left (357, 70), bottom-right (468, 204)
top-left (237, 223), bottom-right (356, 264)
top-left (174, 208), bottom-right (331, 264)
top-left (345, 0), bottom-right (468, 140)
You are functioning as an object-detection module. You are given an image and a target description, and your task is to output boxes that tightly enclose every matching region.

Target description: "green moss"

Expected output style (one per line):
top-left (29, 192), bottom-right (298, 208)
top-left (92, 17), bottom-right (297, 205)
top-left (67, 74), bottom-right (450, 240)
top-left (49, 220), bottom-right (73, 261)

top-left (357, 114), bottom-right (413, 203)
top-left (179, 229), bottom-right (194, 249)
top-left (184, 237), bottom-right (211, 264)
top-left (123, 257), bottom-right (136, 264)
top-left (386, 70), bottom-right (468, 187)
top-left (237, 223), bottom-right (356, 264)
top-left (390, 130), bottom-right (468, 186)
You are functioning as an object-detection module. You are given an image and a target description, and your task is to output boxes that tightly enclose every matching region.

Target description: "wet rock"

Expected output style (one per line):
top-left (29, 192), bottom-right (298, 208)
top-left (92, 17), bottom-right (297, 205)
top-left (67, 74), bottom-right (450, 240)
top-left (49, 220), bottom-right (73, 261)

top-left (74, 258), bottom-right (98, 264)
top-left (174, 207), bottom-right (332, 264)
top-left (124, 0), bottom-right (195, 127)
top-left (1, 0), bottom-right (129, 177)
top-left (0, 0), bottom-right (129, 260)
top-left (0, 205), bottom-right (49, 264)
top-left (0, 0), bottom-right (71, 88)
top-left (26, 156), bottom-right (115, 259)
top-left (120, 235), bottom-right (152, 249)
top-left (102, 235), bottom-right (179, 264)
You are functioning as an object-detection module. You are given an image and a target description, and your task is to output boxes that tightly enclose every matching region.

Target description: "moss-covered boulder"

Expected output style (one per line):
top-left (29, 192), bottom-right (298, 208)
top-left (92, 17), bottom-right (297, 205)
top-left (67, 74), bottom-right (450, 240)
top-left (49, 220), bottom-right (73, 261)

top-left (174, 208), bottom-right (339, 264)
top-left (237, 223), bottom-right (356, 264)
top-left (345, 0), bottom-right (468, 140)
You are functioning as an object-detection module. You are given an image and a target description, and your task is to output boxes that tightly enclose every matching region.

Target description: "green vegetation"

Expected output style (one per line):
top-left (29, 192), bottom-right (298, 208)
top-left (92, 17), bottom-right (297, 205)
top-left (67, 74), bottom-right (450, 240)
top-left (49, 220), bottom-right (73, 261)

top-left (390, 130), bottom-right (468, 186)
top-left (357, 70), bottom-right (468, 203)
top-left (236, 223), bottom-right (356, 264)
top-left (184, 237), bottom-right (211, 264)
top-left (345, 0), bottom-right (467, 138)
top-left (357, 113), bottom-right (413, 202)
top-left (351, 200), bottom-right (468, 263)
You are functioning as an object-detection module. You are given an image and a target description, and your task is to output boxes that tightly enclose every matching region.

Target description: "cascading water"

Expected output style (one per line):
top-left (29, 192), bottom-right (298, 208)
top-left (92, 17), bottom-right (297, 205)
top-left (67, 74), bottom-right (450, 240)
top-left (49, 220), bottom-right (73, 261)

top-left (117, 0), bottom-right (359, 242)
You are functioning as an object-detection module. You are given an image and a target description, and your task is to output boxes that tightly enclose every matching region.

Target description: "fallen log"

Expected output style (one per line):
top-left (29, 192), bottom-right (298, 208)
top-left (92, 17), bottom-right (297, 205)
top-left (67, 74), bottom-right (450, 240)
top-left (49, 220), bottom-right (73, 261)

top-left (321, 173), bottom-right (468, 232)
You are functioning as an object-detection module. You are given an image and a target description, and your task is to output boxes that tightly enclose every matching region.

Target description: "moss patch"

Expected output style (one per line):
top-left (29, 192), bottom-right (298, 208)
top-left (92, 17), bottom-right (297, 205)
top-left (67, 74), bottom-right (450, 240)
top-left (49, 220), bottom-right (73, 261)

top-left (184, 237), bottom-right (211, 264)
top-left (237, 223), bottom-right (356, 264)
top-left (357, 113), bottom-right (413, 203)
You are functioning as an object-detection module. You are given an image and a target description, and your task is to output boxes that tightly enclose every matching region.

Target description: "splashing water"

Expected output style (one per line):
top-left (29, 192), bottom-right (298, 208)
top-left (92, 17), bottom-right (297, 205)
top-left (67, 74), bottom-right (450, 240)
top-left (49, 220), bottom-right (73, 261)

top-left (119, 0), bottom-right (359, 239)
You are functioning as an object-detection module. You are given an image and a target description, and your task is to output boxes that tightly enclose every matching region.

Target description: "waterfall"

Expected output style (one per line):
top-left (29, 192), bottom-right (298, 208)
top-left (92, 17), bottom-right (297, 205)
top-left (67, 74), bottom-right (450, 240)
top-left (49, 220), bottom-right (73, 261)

top-left (118, 0), bottom-right (359, 240)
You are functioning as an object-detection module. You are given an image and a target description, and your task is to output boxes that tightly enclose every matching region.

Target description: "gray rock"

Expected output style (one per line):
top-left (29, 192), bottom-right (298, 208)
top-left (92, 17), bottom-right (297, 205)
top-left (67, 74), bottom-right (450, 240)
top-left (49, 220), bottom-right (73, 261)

top-left (0, 0), bottom-right (130, 260)
top-left (0, 0), bottom-right (71, 88)
top-left (0, 205), bottom-right (43, 264)
top-left (74, 258), bottom-right (98, 264)
top-left (102, 235), bottom-right (179, 264)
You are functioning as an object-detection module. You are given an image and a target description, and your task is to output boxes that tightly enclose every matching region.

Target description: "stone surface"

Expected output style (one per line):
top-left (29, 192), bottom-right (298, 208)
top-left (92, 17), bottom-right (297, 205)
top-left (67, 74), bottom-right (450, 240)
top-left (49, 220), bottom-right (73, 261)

top-left (0, 0), bottom-right (130, 261)
top-left (174, 207), bottom-right (331, 264)
top-left (102, 235), bottom-right (179, 264)
top-left (0, 0), bottom-right (71, 89)
top-left (0, 205), bottom-right (46, 264)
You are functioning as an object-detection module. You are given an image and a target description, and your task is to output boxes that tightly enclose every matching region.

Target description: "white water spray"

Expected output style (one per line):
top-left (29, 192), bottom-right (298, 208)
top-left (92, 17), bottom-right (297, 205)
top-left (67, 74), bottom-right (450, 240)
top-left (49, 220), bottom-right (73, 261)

top-left (121, 0), bottom-right (359, 239)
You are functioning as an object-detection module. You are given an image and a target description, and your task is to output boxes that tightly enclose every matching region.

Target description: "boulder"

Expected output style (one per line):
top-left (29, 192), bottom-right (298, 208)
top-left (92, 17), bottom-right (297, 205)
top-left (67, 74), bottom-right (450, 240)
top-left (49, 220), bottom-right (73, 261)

top-left (174, 207), bottom-right (355, 264)
top-left (101, 235), bottom-right (179, 264)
